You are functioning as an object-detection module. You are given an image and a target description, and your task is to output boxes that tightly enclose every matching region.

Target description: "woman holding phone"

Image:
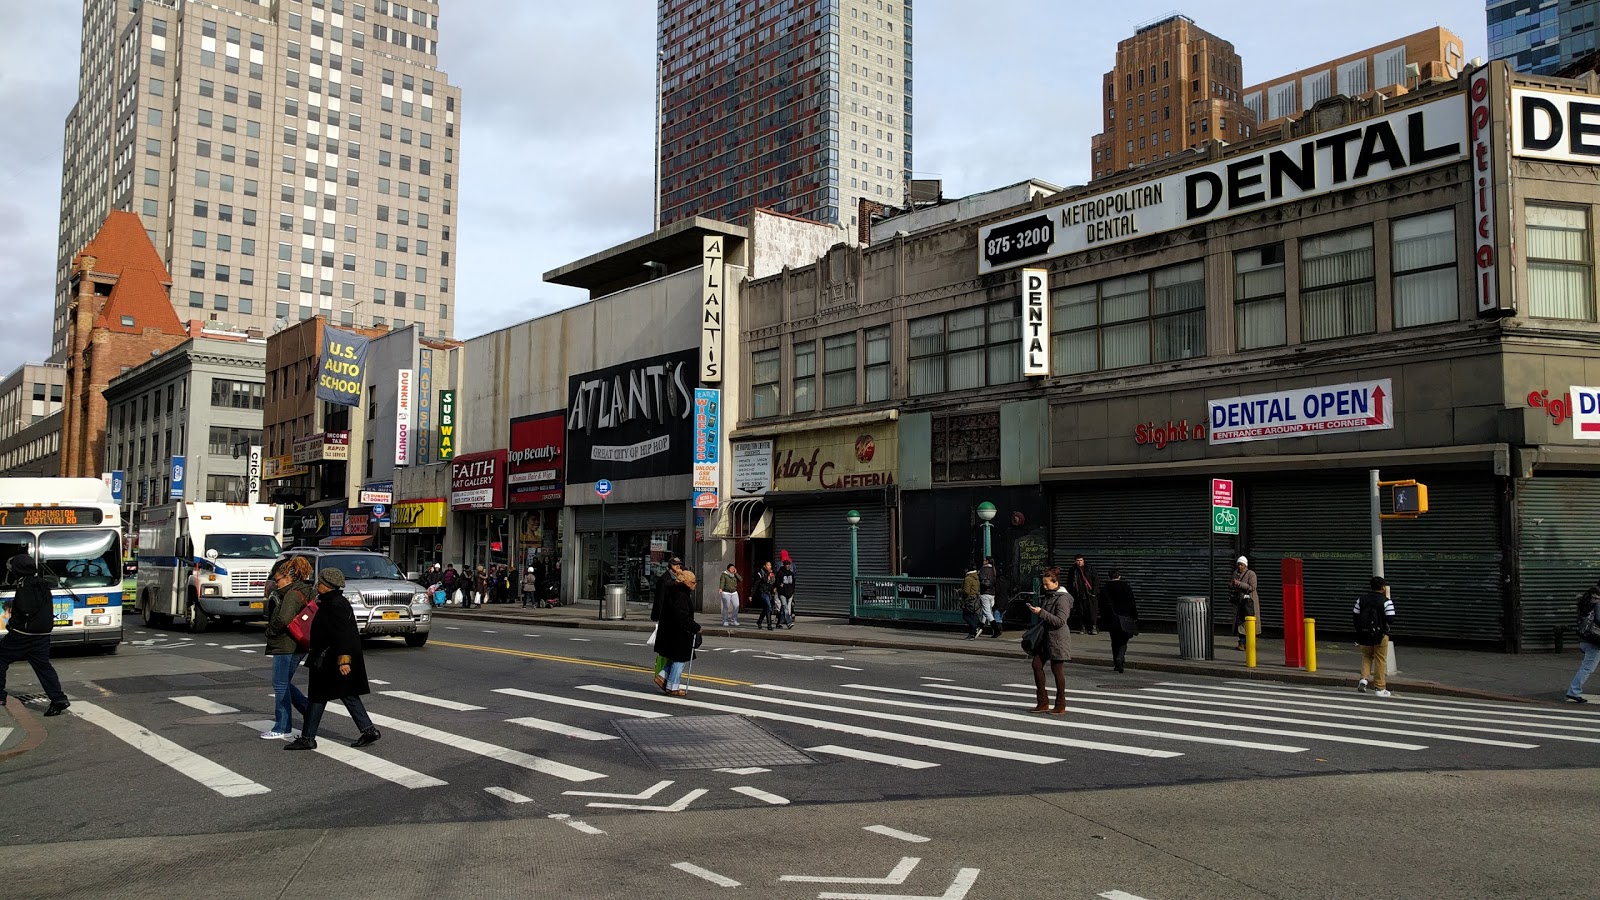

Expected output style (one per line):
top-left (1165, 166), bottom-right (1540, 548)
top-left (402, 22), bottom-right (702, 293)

top-left (1026, 567), bottom-right (1072, 714)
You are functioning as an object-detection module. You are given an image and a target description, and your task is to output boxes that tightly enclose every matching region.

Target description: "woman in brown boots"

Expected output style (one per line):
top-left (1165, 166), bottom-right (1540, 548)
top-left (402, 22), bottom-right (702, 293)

top-left (1026, 567), bottom-right (1072, 714)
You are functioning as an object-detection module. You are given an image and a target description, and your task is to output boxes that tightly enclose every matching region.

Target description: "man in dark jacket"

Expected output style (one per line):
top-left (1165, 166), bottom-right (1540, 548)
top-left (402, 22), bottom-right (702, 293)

top-left (1067, 555), bottom-right (1097, 634)
top-left (651, 557), bottom-right (684, 678)
top-left (1100, 568), bottom-right (1140, 673)
top-left (1352, 576), bottom-right (1396, 697)
top-left (0, 554), bottom-right (71, 716)
top-left (1568, 583), bottom-right (1600, 703)
top-left (776, 551), bottom-right (797, 628)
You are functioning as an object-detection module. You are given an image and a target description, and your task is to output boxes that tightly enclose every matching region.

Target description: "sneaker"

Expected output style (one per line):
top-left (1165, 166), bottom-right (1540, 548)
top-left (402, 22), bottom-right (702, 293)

top-left (259, 730), bottom-right (292, 740)
top-left (350, 727), bottom-right (381, 748)
top-left (1357, 679), bottom-right (1369, 693)
top-left (284, 736), bottom-right (318, 751)
top-left (1374, 689), bottom-right (1392, 698)
top-left (1567, 694), bottom-right (1589, 704)
top-left (44, 701), bottom-right (71, 717)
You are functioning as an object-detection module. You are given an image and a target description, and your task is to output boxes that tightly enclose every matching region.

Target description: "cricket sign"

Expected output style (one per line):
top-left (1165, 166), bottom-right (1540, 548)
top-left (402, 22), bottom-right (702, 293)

top-left (1208, 379), bottom-right (1393, 445)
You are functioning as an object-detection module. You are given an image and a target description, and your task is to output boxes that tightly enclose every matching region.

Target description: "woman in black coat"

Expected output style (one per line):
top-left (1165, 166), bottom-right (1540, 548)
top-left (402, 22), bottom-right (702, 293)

top-left (1099, 568), bottom-right (1141, 673)
top-left (653, 570), bottom-right (701, 697)
top-left (285, 568), bottom-right (380, 751)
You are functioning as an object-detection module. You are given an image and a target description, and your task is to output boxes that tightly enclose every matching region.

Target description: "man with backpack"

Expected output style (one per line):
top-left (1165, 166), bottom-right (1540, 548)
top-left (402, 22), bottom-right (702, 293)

top-left (0, 554), bottom-right (71, 717)
top-left (1567, 582), bottom-right (1600, 703)
top-left (1352, 576), bottom-right (1397, 698)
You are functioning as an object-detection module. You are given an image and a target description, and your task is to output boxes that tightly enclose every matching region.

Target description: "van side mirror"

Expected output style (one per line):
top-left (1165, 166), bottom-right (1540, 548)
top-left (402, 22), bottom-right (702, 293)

top-left (206, 548), bottom-right (220, 561)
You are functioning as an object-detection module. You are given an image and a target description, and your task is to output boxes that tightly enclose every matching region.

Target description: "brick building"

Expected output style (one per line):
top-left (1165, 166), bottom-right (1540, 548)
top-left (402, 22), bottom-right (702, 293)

top-left (60, 210), bottom-right (189, 478)
top-left (1244, 28), bottom-right (1467, 128)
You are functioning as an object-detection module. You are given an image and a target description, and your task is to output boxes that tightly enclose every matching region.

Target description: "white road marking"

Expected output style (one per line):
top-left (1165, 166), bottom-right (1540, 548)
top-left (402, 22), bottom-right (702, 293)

top-left (919, 676), bottom-right (954, 682)
top-left (1222, 680), bottom-right (1600, 720)
top-left (586, 788), bottom-right (707, 812)
top-left (565, 780), bottom-right (674, 800)
top-left (73, 702), bottom-right (269, 798)
top-left (204, 642), bottom-right (218, 646)
top-left (505, 716), bottom-right (619, 741)
top-left (578, 685), bottom-right (1065, 764)
top-left (523, 634), bottom-right (541, 638)
top-left (485, 786), bottom-right (533, 804)
top-left (808, 744), bottom-right (939, 769)
top-left (321, 706), bottom-right (605, 782)
top-left (170, 696), bottom-right (238, 715)
top-left (237, 650), bottom-right (256, 654)
top-left (672, 862), bottom-right (740, 888)
top-left (714, 766), bottom-right (771, 775)
top-left (624, 642), bottom-right (646, 647)
top-left (368, 679), bottom-right (391, 685)
top-left (1166, 682), bottom-right (1600, 730)
top-left (863, 825), bottom-right (931, 843)
top-left (731, 785), bottom-right (789, 805)
top-left (379, 690), bottom-right (485, 711)
top-left (832, 665), bottom-right (865, 671)
top-left (570, 637), bottom-right (591, 642)
top-left (548, 814), bottom-right (606, 835)
top-left (0, 727), bottom-right (13, 745)
top-left (783, 856), bottom-right (919, 884)
top-left (240, 720), bottom-right (445, 789)
top-left (222, 643), bottom-right (257, 649)
top-left (445, 626), bottom-right (460, 630)
top-left (1100, 892), bottom-right (1156, 900)
top-left (818, 867), bottom-right (980, 900)
top-left (494, 687), bottom-right (672, 718)
top-left (481, 630), bottom-right (498, 633)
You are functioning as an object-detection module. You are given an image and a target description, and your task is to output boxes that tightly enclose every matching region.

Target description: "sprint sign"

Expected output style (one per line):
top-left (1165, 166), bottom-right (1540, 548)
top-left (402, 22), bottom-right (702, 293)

top-left (1209, 379), bottom-right (1393, 445)
top-left (1572, 386), bottom-right (1600, 439)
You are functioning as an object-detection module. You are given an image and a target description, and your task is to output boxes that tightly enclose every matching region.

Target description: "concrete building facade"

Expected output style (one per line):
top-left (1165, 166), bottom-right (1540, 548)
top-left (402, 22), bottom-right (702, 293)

top-left (0, 363), bottom-right (67, 448)
top-left (54, 0), bottom-right (463, 360)
top-left (0, 413), bottom-right (64, 479)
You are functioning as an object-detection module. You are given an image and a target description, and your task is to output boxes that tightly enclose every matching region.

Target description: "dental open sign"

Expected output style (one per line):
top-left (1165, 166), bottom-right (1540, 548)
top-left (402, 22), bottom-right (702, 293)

top-left (1208, 379), bottom-right (1393, 445)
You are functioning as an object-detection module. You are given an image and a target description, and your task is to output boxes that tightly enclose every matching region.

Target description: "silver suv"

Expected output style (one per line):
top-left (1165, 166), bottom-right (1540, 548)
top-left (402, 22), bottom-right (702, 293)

top-left (277, 548), bottom-right (432, 647)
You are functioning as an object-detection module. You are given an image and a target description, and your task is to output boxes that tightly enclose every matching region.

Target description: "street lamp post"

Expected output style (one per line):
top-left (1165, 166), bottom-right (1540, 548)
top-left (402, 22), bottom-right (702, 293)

top-left (976, 501), bottom-right (997, 560)
top-left (846, 510), bottom-right (861, 602)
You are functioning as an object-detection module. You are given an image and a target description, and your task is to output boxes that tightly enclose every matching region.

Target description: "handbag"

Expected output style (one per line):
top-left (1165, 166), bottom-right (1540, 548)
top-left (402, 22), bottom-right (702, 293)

top-left (645, 624), bottom-right (658, 649)
top-left (287, 597), bottom-right (319, 649)
top-left (1117, 614), bottom-right (1141, 637)
top-left (1020, 620), bottom-right (1047, 656)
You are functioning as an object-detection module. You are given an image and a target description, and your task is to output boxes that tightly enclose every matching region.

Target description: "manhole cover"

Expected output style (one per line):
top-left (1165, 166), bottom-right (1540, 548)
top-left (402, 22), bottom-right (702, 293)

top-left (612, 715), bottom-right (819, 770)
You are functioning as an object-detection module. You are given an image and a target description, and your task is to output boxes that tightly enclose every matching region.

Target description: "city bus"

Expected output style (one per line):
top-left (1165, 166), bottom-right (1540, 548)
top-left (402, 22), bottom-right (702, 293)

top-left (0, 477), bottom-right (125, 653)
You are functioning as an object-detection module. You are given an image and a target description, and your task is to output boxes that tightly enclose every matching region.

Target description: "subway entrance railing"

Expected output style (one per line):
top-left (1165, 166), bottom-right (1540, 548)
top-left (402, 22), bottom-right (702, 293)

top-left (850, 576), bottom-right (967, 623)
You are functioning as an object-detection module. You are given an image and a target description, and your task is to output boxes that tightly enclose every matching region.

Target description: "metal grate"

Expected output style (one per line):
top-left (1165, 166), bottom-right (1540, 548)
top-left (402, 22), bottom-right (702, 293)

top-left (612, 715), bottom-right (819, 770)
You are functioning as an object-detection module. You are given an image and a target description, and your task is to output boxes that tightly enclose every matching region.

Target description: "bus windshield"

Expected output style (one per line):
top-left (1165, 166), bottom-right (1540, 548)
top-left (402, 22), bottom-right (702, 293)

top-left (204, 533), bottom-right (283, 559)
top-left (0, 532), bottom-right (36, 588)
top-left (39, 530), bottom-right (122, 589)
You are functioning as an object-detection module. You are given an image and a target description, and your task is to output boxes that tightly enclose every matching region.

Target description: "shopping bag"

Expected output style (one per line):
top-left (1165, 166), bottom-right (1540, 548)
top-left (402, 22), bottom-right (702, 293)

top-left (645, 624), bottom-right (658, 649)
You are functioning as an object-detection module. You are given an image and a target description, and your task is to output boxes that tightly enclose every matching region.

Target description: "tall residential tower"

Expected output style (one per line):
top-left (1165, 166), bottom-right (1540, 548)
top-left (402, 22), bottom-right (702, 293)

top-left (52, 0), bottom-right (462, 360)
top-left (1489, 0), bottom-right (1600, 74)
top-left (656, 0), bottom-right (912, 231)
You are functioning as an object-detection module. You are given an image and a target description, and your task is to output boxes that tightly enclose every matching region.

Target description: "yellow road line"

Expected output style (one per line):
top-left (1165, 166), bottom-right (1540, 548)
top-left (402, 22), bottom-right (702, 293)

top-left (431, 640), bottom-right (752, 687)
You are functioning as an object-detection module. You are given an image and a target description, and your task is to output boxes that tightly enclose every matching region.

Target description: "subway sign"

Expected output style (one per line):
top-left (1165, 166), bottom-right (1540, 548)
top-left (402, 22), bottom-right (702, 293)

top-left (978, 94), bottom-right (1468, 274)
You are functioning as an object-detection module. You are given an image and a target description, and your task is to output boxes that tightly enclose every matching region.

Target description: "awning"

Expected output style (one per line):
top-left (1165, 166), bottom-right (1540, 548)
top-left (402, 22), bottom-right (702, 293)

top-left (320, 534), bottom-right (380, 549)
top-left (710, 498), bottom-right (771, 539)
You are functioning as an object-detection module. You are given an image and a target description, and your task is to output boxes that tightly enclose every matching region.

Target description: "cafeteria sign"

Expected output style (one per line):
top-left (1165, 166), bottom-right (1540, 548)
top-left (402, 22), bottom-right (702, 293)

top-left (1209, 379), bottom-right (1392, 445)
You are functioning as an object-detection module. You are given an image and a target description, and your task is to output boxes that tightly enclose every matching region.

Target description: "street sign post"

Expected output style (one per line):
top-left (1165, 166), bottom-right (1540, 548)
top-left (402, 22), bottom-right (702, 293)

top-left (1212, 505), bottom-right (1240, 535)
top-left (1207, 479), bottom-right (1238, 661)
top-left (595, 480), bottom-right (612, 579)
top-left (595, 479), bottom-right (612, 499)
top-left (1212, 478), bottom-right (1233, 508)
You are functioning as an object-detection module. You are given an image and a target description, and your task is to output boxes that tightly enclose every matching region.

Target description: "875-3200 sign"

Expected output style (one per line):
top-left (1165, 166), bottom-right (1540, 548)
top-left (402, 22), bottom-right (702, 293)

top-left (982, 215), bottom-right (1055, 269)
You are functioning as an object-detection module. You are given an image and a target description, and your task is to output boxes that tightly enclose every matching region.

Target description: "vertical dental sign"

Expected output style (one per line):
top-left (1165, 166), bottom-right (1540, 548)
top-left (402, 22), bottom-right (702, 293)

top-left (395, 368), bottom-right (413, 466)
top-left (1022, 268), bottom-right (1051, 377)
top-left (1471, 67), bottom-right (1509, 316)
top-left (701, 235), bottom-right (725, 384)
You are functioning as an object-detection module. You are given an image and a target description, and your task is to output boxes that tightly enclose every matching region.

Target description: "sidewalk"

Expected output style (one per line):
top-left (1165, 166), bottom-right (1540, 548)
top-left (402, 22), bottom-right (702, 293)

top-left (433, 600), bottom-right (1586, 705)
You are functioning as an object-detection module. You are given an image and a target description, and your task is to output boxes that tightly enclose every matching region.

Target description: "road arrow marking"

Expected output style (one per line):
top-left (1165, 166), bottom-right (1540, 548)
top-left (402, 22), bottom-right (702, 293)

top-left (731, 785), bottom-right (788, 805)
top-left (782, 856), bottom-right (919, 884)
top-left (672, 862), bottom-right (740, 888)
top-left (863, 826), bottom-right (930, 844)
top-left (564, 779), bottom-right (675, 800)
top-left (586, 788), bottom-right (708, 812)
top-left (817, 867), bottom-right (980, 900)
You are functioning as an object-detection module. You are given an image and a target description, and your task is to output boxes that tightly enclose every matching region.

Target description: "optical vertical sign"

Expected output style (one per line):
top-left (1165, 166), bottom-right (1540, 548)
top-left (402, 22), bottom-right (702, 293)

top-left (692, 387), bottom-right (720, 509)
top-left (438, 389), bottom-right (456, 461)
top-left (1470, 65), bottom-right (1512, 317)
top-left (247, 446), bottom-right (262, 504)
top-left (395, 368), bottom-right (414, 466)
top-left (701, 235), bottom-right (725, 383)
top-left (1022, 267), bottom-right (1050, 377)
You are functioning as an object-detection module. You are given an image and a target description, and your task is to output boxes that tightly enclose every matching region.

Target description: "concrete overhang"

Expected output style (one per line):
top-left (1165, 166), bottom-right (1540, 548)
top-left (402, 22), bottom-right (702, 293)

top-left (542, 217), bottom-right (749, 298)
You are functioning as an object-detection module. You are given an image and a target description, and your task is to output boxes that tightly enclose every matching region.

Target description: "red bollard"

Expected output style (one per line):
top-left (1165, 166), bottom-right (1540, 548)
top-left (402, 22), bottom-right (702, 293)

top-left (1282, 557), bottom-right (1305, 668)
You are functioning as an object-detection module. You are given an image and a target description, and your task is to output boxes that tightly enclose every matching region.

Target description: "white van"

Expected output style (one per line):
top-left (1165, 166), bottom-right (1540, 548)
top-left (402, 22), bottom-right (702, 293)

top-left (137, 502), bottom-right (283, 632)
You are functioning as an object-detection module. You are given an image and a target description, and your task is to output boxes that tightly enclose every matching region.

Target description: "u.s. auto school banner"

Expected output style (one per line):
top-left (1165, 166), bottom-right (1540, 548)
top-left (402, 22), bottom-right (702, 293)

top-left (1208, 379), bottom-right (1393, 445)
top-left (508, 411), bottom-right (565, 506)
top-left (315, 327), bottom-right (371, 407)
top-left (565, 348), bottom-right (696, 485)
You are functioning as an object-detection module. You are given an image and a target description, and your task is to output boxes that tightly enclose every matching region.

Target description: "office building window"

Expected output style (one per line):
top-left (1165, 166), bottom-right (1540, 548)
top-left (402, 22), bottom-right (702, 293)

top-left (1235, 244), bottom-right (1287, 349)
top-left (1392, 210), bottom-right (1458, 328)
top-left (822, 334), bottom-right (858, 409)
top-left (751, 348), bottom-right (780, 418)
top-left (793, 341), bottom-right (816, 413)
top-left (210, 379), bottom-right (264, 410)
top-left (864, 325), bottom-right (890, 402)
top-left (1526, 203), bottom-right (1594, 320)
top-left (908, 299), bottom-right (1022, 396)
top-left (1052, 262), bottom-right (1205, 373)
top-left (1301, 227), bottom-right (1375, 341)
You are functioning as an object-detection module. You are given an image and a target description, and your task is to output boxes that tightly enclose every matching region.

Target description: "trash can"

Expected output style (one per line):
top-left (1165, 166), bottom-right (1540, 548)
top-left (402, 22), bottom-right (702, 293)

top-left (600, 583), bottom-right (627, 621)
top-left (1176, 595), bottom-right (1210, 660)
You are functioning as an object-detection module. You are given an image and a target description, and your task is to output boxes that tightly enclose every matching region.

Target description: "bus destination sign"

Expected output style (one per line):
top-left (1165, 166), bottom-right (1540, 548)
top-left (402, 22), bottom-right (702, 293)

top-left (0, 507), bottom-right (106, 528)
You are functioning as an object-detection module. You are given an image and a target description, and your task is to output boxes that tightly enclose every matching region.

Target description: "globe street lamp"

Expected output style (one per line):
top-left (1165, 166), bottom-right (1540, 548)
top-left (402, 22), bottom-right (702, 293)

top-left (846, 509), bottom-right (861, 604)
top-left (976, 501), bottom-right (997, 560)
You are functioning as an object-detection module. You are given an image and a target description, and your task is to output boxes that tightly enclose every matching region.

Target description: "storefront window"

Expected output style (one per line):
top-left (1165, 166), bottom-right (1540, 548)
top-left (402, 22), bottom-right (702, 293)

top-left (1526, 203), bottom-right (1594, 320)
top-left (1235, 244), bottom-right (1286, 349)
top-left (1392, 210), bottom-right (1457, 328)
top-left (578, 528), bottom-right (681, 603)
top-left (1301, 226), bottom-right (1375, 341)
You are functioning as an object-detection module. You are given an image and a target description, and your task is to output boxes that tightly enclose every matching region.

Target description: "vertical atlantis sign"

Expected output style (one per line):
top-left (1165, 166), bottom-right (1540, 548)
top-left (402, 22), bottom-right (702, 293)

top-left (701, 235), bottom-right (725, 384)
top-left (416, 348), bottom-right (434, 465)
top-left (395, 368), bottom-right (414, 466)
top-left (438, 389), bottom-right (456, 461)
top-left (1022, 268), bottom-right (1051, 377)
top-left (693, 387), bottom-right (721, 509)
top-left (315, 326), bottom-right (371, 407)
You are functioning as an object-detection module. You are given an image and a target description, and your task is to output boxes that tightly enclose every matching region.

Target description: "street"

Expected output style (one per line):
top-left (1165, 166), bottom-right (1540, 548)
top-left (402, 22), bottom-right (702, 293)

top-left (2, 616), bottom-right (1597, 899)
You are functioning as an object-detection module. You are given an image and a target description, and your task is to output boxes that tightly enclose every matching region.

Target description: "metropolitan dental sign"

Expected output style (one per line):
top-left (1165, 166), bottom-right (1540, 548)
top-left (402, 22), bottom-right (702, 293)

top-left (1208, 379), bottom-right (1393, 445)
top-left (978, 95), bottom-right (1468, 274)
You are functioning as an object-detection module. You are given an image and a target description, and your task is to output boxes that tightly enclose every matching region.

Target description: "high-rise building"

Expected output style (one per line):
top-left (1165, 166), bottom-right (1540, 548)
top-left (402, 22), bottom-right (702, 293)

top-left (656, 0), bottom-right (912, 232)
top-left (1244, 28), bottom-right (1466, 130)
top-left (1089, 15), bottom-right (1251, 180)
top-left (52, 0), bottom-right (463, 362)
top-left (1489, 0), bottom-right (1600, 74)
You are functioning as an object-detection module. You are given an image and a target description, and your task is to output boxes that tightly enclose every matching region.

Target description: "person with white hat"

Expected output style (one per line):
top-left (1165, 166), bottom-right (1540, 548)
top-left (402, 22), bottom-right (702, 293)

top-left (1230, 556), bottom-right (1259, 651)
top-left (521, 565), bottom-right (539, 608)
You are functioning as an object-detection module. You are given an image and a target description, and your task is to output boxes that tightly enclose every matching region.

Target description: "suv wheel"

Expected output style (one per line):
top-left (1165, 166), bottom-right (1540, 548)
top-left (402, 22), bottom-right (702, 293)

top-left (404, 633), bottom-right (429, 647)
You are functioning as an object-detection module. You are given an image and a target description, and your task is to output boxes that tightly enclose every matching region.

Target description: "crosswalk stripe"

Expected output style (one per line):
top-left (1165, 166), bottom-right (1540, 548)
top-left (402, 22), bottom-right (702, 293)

top-left (731, 785), bottom-right (790, 805)
top-left (493, 687), bottom-right (672, 718)
top-left (486, 786), bottom-right (533, 804)
top-left (240, 720), bottom-right (446, 788)
top-left (73, 702), bottom-right (270, 798)
top-left (321, 706), bottom-right (606, 782)
top-left (791, 684), bottom-right (1313, 752)
top-left (578, 685), bottom-right (1066, 764)
top-left (0, 727), bottom-right (13, 746)
top-left (643, 684), bottom-right (1186, 759)
top-left (379, 690), bottom-right (486, 711)
top-left (222, 644), bottom-right (257, 649)
top-left (170, 696), bottom-right (238, 715)
top-left (505, 716), bottom-right (620, 741)
top-left (807, 745), bottom-right (939, 769)
top-left (1219, 680), bottom-right (1600, 723)
top-left (1144, 685), bottom-right (1600, 742)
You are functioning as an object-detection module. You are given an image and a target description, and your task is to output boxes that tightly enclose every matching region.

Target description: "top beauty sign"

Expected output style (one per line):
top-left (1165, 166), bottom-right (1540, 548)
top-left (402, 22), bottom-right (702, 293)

top-left (977, 95), bottom-right (1468, 274)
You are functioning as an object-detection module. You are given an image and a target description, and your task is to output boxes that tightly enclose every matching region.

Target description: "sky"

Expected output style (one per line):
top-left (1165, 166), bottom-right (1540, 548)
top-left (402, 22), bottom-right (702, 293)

top-left (0, 1), bottom-right (1487, 374)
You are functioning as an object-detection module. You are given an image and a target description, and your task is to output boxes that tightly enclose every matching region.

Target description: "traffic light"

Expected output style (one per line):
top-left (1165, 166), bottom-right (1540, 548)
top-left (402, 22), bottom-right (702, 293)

top-left (1392, 482), bottom-right (1429, 515)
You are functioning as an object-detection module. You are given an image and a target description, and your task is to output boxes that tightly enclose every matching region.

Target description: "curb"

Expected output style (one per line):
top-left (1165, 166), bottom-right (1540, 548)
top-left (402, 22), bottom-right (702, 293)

top-left (430, 609), bottom-right (1548, 705)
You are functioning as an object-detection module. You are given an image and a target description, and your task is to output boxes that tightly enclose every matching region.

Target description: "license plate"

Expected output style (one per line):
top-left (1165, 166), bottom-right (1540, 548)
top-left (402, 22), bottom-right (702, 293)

top-left (54, 619), bottom-right (71, 627)
top-left (381, 611), bottom-right (401, 620)
top-left (249, 602), bottom-right (264, 609)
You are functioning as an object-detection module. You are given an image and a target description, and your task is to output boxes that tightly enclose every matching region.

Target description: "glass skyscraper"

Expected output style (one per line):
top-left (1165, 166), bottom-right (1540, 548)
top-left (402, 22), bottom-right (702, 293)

top-left (1488, 0), bottom-right (1600, 74)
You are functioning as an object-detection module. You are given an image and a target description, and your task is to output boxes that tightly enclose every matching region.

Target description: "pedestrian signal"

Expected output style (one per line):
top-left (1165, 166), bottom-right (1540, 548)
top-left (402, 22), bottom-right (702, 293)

top-left (1392, 482), bottom-right (1429, 515)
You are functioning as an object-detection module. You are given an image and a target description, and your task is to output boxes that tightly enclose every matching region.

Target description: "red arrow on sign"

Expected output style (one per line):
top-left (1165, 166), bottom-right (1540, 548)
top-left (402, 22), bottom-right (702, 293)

top-left (1368, 384), bottom-right (1387, 426)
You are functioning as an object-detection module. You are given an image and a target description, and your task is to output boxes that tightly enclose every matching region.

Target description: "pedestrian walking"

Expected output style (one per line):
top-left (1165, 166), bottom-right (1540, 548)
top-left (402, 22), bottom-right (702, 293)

top-left (1067, 555), bottom-right (1098, 634)
top-left (1100, 568), bottom-right (1140, 673)
top-left (719, 563), bottom-right (743, 627)
top-left (260, 557), bottom-right (313, 739)
top-left (777, 551), bottom-right (797, 628)
top-left (521, 566), bottom-right (539, 607)
top-left (1026, 567), bottom-right (1071, 715)
top-left (0, 554), bottom-right (71, 717)
top-left (754, 561), bottom-right (778, 631)
top-left (654, 570), bottom-right (701, 697)
top-left (1353, 576), bottom-right (1397, 698)
top-left (1566, 582), bottom-right (1600, 703)
top-left (651, 557), bottom-right (685, 679)
top-left (1230, 556), bottom-right (1260, 651)
top-left (286, 568), bottom-right (380, 751)
top-left (471, 565), bottom-right (488, 608)
top-left (960, 566), bottom-right (982, 639)
top-left (978, 556), bottom-right (1001, 638)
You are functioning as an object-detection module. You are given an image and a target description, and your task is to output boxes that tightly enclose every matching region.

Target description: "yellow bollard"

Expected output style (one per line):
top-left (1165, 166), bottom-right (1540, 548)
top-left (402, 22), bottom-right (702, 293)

top-left (1304, 618), bottom-right (1317, 672)
top-left (1244, 616), bottom-right (1257, 668)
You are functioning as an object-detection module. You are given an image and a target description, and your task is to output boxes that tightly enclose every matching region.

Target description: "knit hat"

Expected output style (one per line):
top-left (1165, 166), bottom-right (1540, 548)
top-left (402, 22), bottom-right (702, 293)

top-left (7, 553), bottom-right (36, 576)
top-left (318, 567), bottom-right (346, 589)
top-left (780, 550), bottom-right (792, 564)
top-left (1236, 556), bottom-right (1248, 565)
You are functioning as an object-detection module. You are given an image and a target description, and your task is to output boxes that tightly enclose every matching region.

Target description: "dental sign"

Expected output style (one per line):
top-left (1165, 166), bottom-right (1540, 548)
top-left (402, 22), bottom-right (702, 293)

top-left (1571, 386), bottom-right (1600, 439)
top-left (1021, 268), bottom-right (1050, 377)
top-left (1208, 379), bottom-right (1393, 445)
top-left (978, 95), bottom-right (1468, 274)
top-left (1511, 87), bottom-right (1600, 164)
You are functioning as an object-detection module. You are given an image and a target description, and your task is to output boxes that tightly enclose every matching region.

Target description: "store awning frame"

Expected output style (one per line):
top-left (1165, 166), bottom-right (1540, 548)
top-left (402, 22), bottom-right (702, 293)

top-left (711, 498), bottom-right (770, 539)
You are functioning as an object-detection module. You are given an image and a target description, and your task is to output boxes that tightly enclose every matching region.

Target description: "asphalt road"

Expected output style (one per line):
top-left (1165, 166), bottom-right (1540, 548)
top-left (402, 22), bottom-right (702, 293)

top-left (2, 615), bottom-right (1597, 899)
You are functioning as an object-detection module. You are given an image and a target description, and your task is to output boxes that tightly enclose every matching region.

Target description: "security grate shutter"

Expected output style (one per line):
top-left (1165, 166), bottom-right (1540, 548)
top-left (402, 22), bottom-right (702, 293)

top-left (771, 501), bottom-right (891, 617)
top-left (573, 501), bottom-right (687, 533)
top-left (1518, 477), bottom-right (1600, 650)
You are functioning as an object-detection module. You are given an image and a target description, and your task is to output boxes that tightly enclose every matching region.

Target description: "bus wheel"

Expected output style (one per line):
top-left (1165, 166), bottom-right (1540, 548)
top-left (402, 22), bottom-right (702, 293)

top-left (185, 600), bottom-right (209, 634)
